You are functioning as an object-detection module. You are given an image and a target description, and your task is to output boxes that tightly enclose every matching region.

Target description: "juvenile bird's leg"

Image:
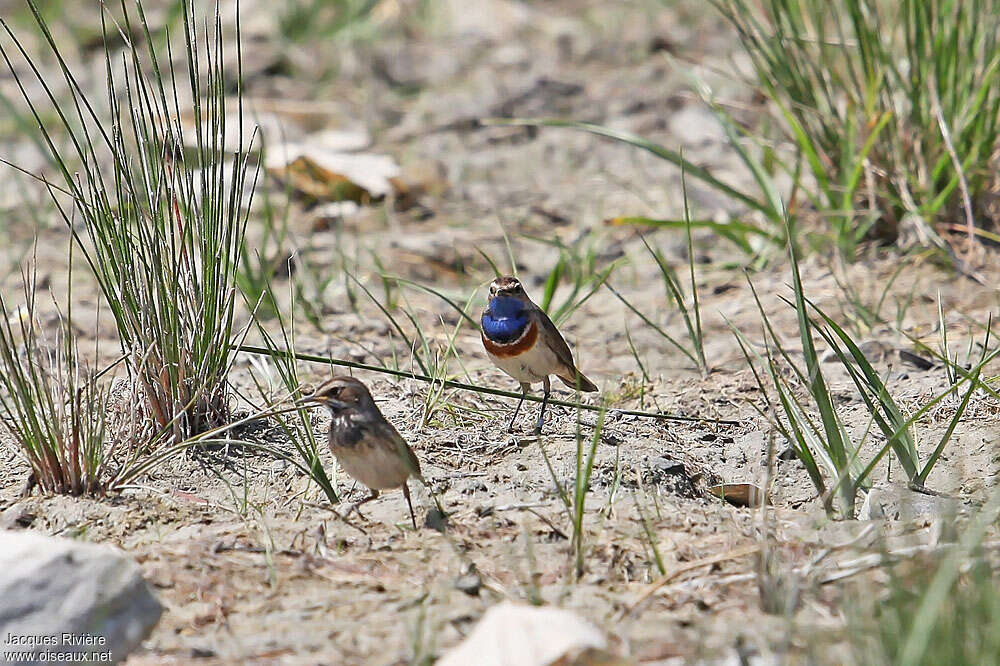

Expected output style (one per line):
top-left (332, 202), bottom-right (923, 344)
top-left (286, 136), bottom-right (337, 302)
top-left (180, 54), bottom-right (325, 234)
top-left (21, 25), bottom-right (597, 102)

top-left (344, 488), bottom-right (380, 521)
top-left (508, 382), bottom-right (531, 432)
top-left (20, 471), bottom-right (36, 498)
top-left (302, 501), bottom-right (369, 537)
top-left (535, 377), bottom-right (551, 435)
top-left (402, 482), bottom-right (417, 529)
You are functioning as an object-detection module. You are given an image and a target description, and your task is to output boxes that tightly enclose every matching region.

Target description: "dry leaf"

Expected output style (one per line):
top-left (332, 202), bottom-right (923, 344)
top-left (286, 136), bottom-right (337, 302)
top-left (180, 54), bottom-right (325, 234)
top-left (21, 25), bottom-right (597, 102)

top-left (266, 144), bottom-right (400, 203)
top-left (708, 483), bottom-right (767, 507)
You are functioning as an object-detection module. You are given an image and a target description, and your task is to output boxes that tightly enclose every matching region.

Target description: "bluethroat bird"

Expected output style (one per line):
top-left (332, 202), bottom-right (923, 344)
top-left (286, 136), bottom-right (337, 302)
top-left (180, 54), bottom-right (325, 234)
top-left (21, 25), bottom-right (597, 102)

top-left (481, 276), bottom-right (598, 434)
top-left (304, 376), bottom-right (422, 528)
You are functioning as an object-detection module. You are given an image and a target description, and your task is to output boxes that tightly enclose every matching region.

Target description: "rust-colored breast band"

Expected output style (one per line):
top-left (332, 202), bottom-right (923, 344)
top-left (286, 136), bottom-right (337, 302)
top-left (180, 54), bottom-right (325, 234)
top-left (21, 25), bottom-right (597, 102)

top-left (482, 320), bottom-right (538, 358)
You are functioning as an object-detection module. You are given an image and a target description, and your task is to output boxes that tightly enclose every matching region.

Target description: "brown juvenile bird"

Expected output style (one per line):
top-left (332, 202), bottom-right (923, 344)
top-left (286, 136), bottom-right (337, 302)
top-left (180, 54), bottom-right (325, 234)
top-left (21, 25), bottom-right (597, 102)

top-left (304, 376), bottom-right (422, 528)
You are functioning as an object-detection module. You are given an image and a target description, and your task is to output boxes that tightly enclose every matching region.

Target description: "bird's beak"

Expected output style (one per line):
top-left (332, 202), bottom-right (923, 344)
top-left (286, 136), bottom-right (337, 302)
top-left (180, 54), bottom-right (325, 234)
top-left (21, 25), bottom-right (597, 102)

top-left (301, 394), bottom-right (347, 409)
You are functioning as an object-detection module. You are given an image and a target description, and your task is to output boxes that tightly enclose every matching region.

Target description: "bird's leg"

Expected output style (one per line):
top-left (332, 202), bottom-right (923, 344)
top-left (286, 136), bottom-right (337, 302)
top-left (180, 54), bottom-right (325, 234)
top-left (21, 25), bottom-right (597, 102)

top-left (507, 382), bottom-right (530, 432)
top-left (535, 377), bottom-right (551, 435)
top-left (301, 500), bottom-right (369, 538)
top-left (20, 470), bottom-right (36, 498)
top-left (344, 488), bottom-right (380, 521)
top-left (402, 482), bottom-right (417, 529)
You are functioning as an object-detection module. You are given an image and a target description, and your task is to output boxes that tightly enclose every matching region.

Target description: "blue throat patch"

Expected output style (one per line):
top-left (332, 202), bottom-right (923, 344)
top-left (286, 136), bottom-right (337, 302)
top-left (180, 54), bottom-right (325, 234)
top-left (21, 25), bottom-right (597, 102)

top-left (482, 297), bottom-right (529, 343)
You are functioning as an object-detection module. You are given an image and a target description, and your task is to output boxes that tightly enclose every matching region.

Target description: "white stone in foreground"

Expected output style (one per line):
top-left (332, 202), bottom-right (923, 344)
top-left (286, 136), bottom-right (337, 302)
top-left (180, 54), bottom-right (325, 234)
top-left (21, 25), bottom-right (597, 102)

top-left (437, 601), bottom-right (608, 666)
top-left (0, 530), bottom-right (162, 664)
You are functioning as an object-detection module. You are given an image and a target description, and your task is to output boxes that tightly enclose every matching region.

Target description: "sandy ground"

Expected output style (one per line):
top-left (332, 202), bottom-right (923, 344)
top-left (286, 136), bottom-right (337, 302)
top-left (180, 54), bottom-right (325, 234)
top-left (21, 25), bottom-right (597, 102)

top-left (1, 0), bottom-right (999, 663)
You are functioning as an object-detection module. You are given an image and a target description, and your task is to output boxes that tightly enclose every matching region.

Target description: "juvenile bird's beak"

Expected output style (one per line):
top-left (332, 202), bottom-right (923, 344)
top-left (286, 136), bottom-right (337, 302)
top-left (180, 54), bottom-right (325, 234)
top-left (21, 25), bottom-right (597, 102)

top-left (301, 394), bottom-right (346, 409)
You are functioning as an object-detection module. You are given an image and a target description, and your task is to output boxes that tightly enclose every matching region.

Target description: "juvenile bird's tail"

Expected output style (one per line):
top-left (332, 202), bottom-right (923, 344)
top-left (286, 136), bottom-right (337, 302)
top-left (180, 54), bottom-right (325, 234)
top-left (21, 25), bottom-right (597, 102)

top-left (557, 369), bottom-right (598, 393)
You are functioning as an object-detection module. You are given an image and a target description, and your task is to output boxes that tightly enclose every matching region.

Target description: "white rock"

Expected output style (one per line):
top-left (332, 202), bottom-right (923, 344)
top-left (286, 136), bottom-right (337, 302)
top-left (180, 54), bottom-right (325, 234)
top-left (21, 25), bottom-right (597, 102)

top-left (858, 484), bottom-right (963, 521)
top-left (0, 530), bottom-right (162, 664)
top-left (437, 601), bottom-right (608, 666)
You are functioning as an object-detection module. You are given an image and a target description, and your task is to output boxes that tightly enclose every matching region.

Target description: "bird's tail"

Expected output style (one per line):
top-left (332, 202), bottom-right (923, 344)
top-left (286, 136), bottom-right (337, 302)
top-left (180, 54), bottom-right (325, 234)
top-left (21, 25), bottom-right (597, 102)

top-left (556, 369), bottom-right (598, 393)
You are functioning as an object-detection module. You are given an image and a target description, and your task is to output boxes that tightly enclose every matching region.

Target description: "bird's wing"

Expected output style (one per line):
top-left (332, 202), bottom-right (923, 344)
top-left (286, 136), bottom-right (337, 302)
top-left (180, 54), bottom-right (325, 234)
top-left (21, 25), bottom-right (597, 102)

top-left (533, 306), bottom-right (578, 373)
top-left (532, 305), bottom-right (599, 392)
top-left (371, 420), bottom-right (422, 481)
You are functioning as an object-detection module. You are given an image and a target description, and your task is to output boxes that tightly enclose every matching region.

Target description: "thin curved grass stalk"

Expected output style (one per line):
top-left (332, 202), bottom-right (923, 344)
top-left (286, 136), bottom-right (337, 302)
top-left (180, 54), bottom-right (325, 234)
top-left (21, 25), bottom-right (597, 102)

top-left (236, 344), bottom-right (739, 426)
top-left (382, 276), bottom-right (480, 328)
top-left (634, 489), bottom-right (667, 576)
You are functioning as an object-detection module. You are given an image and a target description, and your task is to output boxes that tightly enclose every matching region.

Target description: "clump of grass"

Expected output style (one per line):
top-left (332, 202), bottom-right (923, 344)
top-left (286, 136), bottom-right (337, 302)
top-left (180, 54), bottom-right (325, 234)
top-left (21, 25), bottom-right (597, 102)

top-left (343, 269), bottom-right (493, 425)
top-left (712, 0), bottom-right (1000, 256)
top-left (0, 269), bottom-right (112, 495)
top-left (736, 223), bottom-right (995, 517)
top-left (0, 0), bottom-right (256, 441)
top-left (606, 253), bottom-right (707, 375)
top-left (292, 230), bottom-right (352, 331)
top-left (407, 592), bottom-right (437, 666)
